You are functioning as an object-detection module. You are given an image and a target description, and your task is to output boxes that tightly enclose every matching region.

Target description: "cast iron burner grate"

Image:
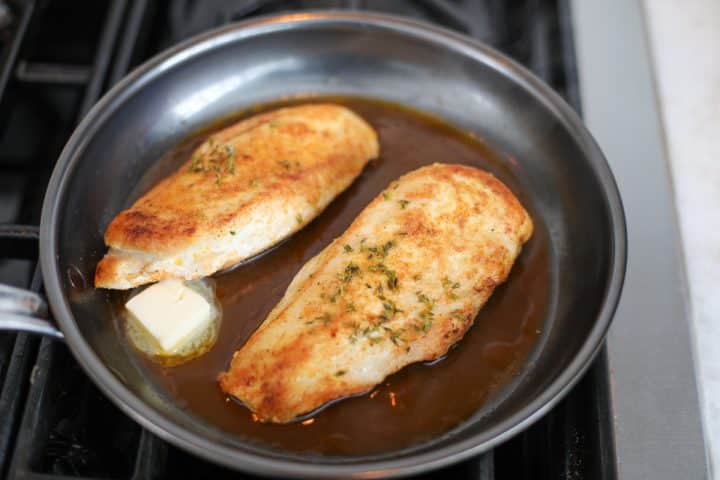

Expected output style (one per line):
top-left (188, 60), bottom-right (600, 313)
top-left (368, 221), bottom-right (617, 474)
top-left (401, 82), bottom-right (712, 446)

top-left (0, 1), bottom-right (614, 478)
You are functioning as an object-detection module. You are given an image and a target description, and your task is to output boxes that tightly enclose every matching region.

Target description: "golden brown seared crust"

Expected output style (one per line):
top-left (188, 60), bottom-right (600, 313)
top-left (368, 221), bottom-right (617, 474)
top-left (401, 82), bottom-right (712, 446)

top-left (95, 104), bottom-right (379, 289)
top-left (218, 163), bottom-right (533, 423)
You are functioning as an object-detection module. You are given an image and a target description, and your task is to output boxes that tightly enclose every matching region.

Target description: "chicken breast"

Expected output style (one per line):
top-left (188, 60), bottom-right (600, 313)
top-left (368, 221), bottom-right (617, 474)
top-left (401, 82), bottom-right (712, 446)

top-left (95, 104), bottom-right (378, 289)
top-left (218, 163), bottom-right (533, 423)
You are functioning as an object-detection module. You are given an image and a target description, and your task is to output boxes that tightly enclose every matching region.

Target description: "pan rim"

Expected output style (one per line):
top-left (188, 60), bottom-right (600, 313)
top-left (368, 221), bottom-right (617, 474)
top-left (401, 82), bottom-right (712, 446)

top-left (39, 10), bottom-right (627, 479)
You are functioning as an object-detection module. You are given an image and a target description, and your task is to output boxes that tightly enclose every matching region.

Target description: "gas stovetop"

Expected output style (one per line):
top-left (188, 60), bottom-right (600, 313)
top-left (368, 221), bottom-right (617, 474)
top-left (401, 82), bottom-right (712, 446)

top-left (0, 1), bottom-right (628, 478)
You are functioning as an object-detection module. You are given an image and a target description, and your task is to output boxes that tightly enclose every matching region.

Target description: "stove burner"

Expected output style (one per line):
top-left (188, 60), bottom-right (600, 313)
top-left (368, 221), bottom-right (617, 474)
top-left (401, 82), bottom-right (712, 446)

top-left (0, 1), bottom-right (613, 479)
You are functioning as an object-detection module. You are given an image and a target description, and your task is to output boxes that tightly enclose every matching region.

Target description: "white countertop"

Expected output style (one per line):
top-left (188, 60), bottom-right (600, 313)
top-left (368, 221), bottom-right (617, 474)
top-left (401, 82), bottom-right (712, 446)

top-left (643, 0), bottom-right (720, 475)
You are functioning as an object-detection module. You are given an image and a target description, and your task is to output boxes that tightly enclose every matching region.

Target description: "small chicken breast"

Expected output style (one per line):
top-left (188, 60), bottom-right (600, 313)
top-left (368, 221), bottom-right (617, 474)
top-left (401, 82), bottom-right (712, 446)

top-left (218, 163), bottom-right (533, 423)
top-left (95, 104), bottom-right (378, 289)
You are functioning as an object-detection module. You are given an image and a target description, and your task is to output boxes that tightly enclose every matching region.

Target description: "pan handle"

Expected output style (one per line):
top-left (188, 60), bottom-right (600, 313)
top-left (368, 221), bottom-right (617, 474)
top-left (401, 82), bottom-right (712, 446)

top-left (0, 284), bottom-right (64, 339)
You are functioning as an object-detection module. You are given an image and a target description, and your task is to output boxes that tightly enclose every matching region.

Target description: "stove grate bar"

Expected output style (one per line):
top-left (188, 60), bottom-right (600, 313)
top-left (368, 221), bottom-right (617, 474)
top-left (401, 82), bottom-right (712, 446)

top-left (14, 61), bottom-right (92, 85)
top-left (108, 0), bottom-right (150, 87)
top-left (0, 227), bottom-right (41, 478)
top-left (0, 225), bottom-right (40, 261)
top-left (78, 0), bottom-right (128, 117)
top-left (0, 0), bottom-right (36, 106)
top-left (5, 1), bottom-right (144, 478)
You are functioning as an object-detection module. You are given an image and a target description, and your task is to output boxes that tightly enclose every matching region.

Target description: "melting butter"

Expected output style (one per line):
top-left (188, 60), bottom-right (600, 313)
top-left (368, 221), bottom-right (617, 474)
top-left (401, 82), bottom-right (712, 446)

top-left (124, 278), bottom-right (221, 366)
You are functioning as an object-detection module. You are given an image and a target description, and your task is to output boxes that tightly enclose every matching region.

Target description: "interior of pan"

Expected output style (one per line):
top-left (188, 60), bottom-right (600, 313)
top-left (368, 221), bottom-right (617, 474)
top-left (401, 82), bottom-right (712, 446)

top-left (45, 14), bottom-right (621, 473)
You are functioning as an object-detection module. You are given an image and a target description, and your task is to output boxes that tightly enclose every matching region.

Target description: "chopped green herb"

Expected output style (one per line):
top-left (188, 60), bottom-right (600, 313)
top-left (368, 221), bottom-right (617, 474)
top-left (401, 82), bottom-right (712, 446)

top-left (295, 213), bottom-right (303, 225)
top-left (442, 277), bottom-right (461, 300)
top-left (382, 300), bottom-right (403, 319)
top-left (451, 310), bottom-right (467, 322)
top-left (413, 313), bottom-right (434, 333)
top-left (343, 244), bottom-right (353, 253)
top-left (189, 154), bottom-right (204, 172)
top-left (347, 262), bottom-right (360, 275)
top-left (335, 370), bottom-right (347, 376)
top-left (316, 313), bottom-right (332, 326)
top-left (441, 277), bottom-right (460, 290)
top-left (338, 262), bottom-right (361, 284)
top-left (248, 178), bottom-right (259, 187)
top-left (382, 240), bottom-right (396, 256)
top-left (230, 230), bottom-right (236, 235)
top-left (415, 291), bottom-right (435, 333)
top-left (364, 239), bottom-right (396, 260)
top-left (329, 288), bottom-right (342, 303)
top-left (306, 313), bottom-right (333, 326)
top-left (370, 263), bottom-right (399, 291)
top-left (382, 191), bottom-right (392, 200)
top-left (187, 137), bottom-right (237, 184)
top-left (346, 302), bottom-right (357, 313)
top-left (398, 199), bottom-right (410, 209)
top-left (348, 322), bottom-right (361, 344)
top-left (383, 326), bottom-right (404, 345)
top-left (224, 145), bottom-right (236, 174)
top-left (278, 160), bottom-right (292, 170)
top-left (416, 291), bottom-right (434, 309)
top-left (385, 269), bottom-right (398, 290)
top-left (362, 323), bottom-right (380, 336)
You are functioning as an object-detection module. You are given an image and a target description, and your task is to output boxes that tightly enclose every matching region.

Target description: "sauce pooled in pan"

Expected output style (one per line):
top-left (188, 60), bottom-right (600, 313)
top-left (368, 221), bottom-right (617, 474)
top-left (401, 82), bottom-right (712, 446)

top-left (112, 97), bottom-right (550, 456)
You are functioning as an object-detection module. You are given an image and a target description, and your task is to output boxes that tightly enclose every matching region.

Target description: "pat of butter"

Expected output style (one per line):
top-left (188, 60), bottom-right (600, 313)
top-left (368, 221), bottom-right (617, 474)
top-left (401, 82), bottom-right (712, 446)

top-left (125, 279), bottom-right (212, 353)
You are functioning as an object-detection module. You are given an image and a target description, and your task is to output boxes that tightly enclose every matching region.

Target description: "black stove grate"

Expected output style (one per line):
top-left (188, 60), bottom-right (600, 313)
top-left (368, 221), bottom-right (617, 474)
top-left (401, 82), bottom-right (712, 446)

top-left (0, 1), bottom-right (615, 478)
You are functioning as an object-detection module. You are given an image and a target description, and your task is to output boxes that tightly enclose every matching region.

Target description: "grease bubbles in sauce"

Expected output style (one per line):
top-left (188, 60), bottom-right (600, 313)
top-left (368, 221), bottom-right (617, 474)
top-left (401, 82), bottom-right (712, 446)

top-left (112, 97), bottom-right (550, 457)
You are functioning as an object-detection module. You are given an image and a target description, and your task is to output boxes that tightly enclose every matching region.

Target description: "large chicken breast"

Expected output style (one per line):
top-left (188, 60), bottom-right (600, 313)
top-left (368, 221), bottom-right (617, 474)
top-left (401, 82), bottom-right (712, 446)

top-left (95, 104), bottom-right (378, 289)
top-left (218, 163), bottom-right (533, 423)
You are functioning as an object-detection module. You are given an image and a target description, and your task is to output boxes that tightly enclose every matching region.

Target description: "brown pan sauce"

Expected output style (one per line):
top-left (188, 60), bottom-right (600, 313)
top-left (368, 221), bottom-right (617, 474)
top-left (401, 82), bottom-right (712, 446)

top-left (116, 97), bottom-right (550, 457)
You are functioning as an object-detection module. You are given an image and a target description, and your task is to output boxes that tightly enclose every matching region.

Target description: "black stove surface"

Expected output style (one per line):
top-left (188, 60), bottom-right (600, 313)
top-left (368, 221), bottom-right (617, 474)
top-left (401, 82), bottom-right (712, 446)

top-left (0, 1), bottom-right (615, 478)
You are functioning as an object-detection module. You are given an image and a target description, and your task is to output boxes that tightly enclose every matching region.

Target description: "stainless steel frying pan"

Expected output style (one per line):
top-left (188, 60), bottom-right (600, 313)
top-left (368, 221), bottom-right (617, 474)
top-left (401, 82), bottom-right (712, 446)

top-left (0, 12), bottom-right (625, 478)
